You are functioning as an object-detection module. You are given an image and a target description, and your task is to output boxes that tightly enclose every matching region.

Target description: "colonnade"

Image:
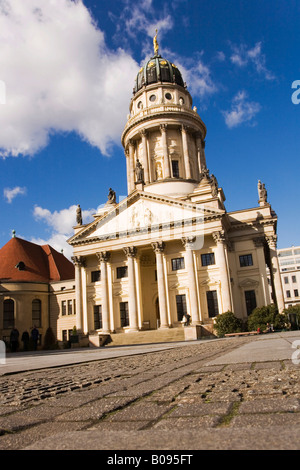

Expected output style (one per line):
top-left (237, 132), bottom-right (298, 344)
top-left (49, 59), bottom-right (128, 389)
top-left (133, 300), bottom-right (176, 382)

top-left (72, 232), bottom-right (233, 335)
top-left (126, 125), bottom-right (207, 193)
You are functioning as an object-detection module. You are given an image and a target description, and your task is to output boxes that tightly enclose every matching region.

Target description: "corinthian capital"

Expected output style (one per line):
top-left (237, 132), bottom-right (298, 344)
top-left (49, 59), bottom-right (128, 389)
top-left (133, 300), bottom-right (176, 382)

top-left (96, 251), bottom-right (111, 263)
top-left (265, 234), bottom-right (277, 249)
top-left (182, 236), bottom-right (196, 249)
top-left (71, 256), bottom-right (86, 267)
top-left (212, 230), bottom-right (226, 244)
top-left (123, 246), bottom-right (137, 258)
top-left (151, 241), bottom-right (165, 253)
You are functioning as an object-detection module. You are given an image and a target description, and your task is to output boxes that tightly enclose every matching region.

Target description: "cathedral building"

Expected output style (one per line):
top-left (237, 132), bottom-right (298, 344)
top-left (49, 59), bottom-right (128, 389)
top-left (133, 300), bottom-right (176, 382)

top-left (66, 38), bottom-right (285, 344)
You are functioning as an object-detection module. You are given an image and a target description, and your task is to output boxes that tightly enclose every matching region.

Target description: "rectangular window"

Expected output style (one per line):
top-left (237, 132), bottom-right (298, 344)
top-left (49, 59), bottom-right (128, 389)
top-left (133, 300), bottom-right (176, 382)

top-left (120, 302), bottom-right (129, 327)
top-left (73, 299), bottom-right (76, 315)
top-left (286, 290), bottom-right (291, 298)
top-left (171, 160), bottom-right (180, 178)
top-left (292, 275), bottom-right (297, 283)
top-left (117, 266), bottom-right (128, 279)
top-left (176, 294), bottom-right (187, 321)
top-left (61, 300), bottom-right (66, 316)
top-left (239, 254), bottom-right (253, 267)
top-left (91, 270), bottom-right (101, 282)
top-left (245, 290), bottom-right (257, 316)
top-left (206, 291), bottom-right (219, 318)
top-left (172, 257), bottom-right (185, 271)
top-left (62, 330), bottom-right (67, 342)
top-left (294, 289), bottom-right (299, 297)
top-left (201, 253), bottom-right (215, 266)
top-left (284, 276), bottom-right (289, 284)
top-left (3, 299), bottom-right (14, 329)
top-left (94, 305), bottom-right (102, 330)
top-left (278, 250), bottom-right (293, 257)
top-left (67, 300), bottom-right (73, 315)
top-left (32, 299), bottom-right (42, 328)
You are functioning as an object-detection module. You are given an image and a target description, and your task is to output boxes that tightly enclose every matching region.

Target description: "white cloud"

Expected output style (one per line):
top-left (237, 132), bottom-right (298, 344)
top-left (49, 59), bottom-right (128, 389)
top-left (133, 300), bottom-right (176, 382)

top-left (32, 204), bottom-right (97, 258)
top-left (230, 42), bottom-right (275, 80)
top-left (0, 0), bottom-right (139, 158)
top-left (110, 0), bottom-right (174, 60)
top-left (222, 91), bottom-right (261, 128)
top-left (3, 186), bottom-right (27, 203)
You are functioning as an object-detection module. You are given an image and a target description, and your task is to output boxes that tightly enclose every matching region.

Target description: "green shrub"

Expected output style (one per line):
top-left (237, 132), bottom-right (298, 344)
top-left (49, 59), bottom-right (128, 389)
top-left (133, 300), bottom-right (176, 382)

top-left (214, 311), bottom-right (243, 337)
top-left (247, 304), bottom-right (287, 332)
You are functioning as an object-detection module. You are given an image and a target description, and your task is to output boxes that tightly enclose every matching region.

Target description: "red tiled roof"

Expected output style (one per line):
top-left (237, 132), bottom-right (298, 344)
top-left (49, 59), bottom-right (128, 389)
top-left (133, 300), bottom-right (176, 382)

top-left (0, 237), bottom-right (74, 283)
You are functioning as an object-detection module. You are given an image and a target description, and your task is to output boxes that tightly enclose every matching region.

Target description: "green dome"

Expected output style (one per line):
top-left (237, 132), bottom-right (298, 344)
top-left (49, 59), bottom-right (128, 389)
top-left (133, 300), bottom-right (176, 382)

top-left (134, 54), bottom-right (185, 93)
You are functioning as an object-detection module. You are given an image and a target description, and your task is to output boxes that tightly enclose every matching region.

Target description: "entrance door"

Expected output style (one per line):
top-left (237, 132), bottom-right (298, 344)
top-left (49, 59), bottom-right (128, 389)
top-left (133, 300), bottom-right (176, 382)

top-left (245, 290), bottom-right (257, 316)
top-left (176, 294), bottom-right (187, 321)
top-left (120, 302), bottom-right (129, 327)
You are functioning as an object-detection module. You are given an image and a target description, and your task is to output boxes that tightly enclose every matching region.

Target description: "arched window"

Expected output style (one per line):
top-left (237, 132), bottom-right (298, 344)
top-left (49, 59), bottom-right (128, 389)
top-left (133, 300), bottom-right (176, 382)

top-left (32, 299), bottom-right (41, 328)
top-left (3, 299), bottom-right (14, 329)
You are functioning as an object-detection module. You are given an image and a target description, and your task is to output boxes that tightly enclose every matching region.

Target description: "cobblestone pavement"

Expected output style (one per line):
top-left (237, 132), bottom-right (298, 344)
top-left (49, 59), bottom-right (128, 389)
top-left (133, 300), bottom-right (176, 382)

top-left (0, 335), bottom-right (299, 450)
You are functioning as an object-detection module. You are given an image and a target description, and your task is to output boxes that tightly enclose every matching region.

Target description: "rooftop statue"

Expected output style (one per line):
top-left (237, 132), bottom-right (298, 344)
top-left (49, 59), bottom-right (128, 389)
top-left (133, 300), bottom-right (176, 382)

top-left (76, 204), bottom-right (82, 225)
top-left (153, 29), bottom-right (159, 55)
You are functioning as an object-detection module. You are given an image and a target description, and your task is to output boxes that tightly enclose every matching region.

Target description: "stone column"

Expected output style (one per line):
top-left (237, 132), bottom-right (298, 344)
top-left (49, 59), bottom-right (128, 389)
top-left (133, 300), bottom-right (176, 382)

top-left (253, 237), bottom-right (271, 305)
top-left (266, 235), bottom-right (285, 312)
top-left (96, 251), bottom-right (111, 333)
top-left (181, 125), bottom-right (192, 179)
top-left (196, 133), bottom-right (207, 173)
top-left (71, 256), bottom-right (86, 332)
top-left (140, 129), bottom-right (149, 184)
top-left (212, 231), bottom-right (232, 312)
top-left (128, 140), bottom-right (136, 193)
top-left (182, 236), bottom-right (200, 324)
top-left (160, 124), bottom-right (171, 178)
top-left (123, 246), bottom-right (139, 331)
top-left (151, 241), bottom-right (169, 328)
top-left (125, 149), bottom-right (132, 195)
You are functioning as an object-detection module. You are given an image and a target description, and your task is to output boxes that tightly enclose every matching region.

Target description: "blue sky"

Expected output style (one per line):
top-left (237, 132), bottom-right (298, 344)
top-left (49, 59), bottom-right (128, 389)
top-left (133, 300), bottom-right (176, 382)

top-left (0, 0), bottom-right (299, 258)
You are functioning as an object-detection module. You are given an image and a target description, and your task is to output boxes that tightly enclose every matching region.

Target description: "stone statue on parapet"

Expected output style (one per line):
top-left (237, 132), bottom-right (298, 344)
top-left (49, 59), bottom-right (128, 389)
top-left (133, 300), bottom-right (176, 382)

top-left (107, 187), bottom-right (116, 204)
top-left (76, 204), bottom-right (82, 225)
top-left (210, 174), bottom-right (218, 197)
top-left (258, 180), bottom-right (267, 204)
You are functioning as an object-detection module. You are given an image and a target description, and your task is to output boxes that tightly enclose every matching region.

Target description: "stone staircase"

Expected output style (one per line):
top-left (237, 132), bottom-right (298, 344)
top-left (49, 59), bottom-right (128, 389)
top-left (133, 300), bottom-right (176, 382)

top-left (107, 327), bottom-right (186, 347)
top-left (104, 323), bottom-right (216, 347)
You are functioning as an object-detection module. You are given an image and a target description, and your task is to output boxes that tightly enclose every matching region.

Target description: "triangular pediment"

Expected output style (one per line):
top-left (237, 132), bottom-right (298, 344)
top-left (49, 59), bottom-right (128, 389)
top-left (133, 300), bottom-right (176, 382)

top-left (68, 191), bottom-right (224, 245)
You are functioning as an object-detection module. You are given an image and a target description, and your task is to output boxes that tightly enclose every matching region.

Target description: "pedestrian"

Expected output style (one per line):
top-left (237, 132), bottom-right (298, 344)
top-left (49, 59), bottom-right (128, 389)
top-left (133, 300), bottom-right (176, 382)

top-left (31, 326), bottom-right (39, 351)
top-left (21, 330), bottom-right (30, 351)
top-left (10, 327), bottom-right (19, 352)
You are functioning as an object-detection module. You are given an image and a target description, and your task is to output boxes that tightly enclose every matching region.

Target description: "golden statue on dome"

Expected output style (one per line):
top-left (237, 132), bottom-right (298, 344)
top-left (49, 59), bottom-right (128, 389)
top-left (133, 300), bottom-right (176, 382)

top-left (153, 29), bottom-right (159, 55)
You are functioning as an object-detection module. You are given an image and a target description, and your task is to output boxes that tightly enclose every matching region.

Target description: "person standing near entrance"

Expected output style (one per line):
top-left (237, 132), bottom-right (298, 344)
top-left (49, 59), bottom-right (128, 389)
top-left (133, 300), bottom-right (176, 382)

top-left (31, 326), bottom-right (39, 351)
top-left (10, 328), bottom-right (19, 352)
top-left (21, 330), bottom-right (30, 351)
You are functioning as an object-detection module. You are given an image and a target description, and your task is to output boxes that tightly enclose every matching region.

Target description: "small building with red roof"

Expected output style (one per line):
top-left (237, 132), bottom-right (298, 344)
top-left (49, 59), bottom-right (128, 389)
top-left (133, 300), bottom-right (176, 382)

top-left (0, 234), bottom-right (76, 349)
